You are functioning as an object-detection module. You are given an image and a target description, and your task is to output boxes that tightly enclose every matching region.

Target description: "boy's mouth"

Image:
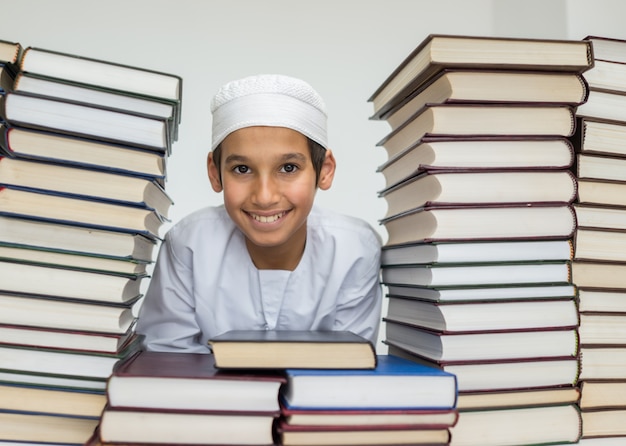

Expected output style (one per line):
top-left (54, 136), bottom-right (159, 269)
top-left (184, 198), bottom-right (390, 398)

top-left (249, 211), bottom-right (287, 223)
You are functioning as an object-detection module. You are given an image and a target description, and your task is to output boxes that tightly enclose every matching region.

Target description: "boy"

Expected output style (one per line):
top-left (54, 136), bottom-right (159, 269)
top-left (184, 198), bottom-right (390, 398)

top-left (136, 74), bottom-right (383, 352)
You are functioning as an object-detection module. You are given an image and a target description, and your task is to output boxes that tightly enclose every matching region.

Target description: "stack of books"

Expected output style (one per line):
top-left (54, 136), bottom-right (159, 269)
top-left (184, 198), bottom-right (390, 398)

top-left (571, 35), bottom-right (626, 442)
top-left (0, 39), bottom-right (182, 445)
top-left (368, 34), bottom-right (594, 446)
top-left (91, 330), bottom-right (458, 446)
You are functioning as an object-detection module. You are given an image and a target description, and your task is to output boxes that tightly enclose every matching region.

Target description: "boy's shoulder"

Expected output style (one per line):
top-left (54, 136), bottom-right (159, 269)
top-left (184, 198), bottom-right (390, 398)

top-left (308, 205), bottom-right (382, 247)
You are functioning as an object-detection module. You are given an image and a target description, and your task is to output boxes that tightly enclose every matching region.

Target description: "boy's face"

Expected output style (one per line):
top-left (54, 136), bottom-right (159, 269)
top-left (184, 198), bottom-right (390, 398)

top-left (207, 126), bottom-right (335, 266)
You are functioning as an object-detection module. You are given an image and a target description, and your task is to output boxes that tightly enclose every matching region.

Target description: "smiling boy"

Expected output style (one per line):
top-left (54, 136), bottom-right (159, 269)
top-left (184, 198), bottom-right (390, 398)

top-left (136, 74), bottom-right (383, 352)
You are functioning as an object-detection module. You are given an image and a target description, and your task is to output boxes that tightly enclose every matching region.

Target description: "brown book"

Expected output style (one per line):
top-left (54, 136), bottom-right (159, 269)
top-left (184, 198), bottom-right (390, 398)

top-left (380, 204), bottom-right (577, 246)
top-left (208, 330), bottom-right (376, 370)
top-left (377, 103), bottom-right (577, 160)
top-left (572, 260), bottom-right (626, 289)
top-left (580, 380), bottom-right (626, 410)
top-left (382, 69), bottom-right (588, 129)
top-left (378, 135), bottom-right (575, 190)
top-left (368, 34), bottom-right (593, 118)
top-left (380, 169), bottom-right (577, 219)
top-left (0, 411), bottom-right (99, 445)
top-left (107, 351), bottom-right (285, 413)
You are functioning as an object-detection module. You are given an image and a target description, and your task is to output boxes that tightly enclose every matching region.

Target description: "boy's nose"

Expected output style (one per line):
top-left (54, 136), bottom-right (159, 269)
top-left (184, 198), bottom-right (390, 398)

top-left (252, 175), bottom-right (280, 207)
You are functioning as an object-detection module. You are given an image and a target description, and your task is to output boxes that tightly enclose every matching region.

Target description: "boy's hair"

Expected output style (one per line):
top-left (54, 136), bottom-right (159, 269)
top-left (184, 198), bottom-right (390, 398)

top-left (211, 137), bottom-right (327, 185)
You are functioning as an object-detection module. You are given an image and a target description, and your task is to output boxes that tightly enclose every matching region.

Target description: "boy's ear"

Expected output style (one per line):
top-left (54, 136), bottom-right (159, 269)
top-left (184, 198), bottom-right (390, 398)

top-left (207, 152), bottom-right (223, 192)
top-left (317, 149), bottom-right (336, 190)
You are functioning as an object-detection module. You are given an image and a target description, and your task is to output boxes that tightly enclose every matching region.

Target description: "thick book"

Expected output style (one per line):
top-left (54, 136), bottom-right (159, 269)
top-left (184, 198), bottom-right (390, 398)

top-left (368, 34), bottom-right (593, 118)
top-left (572, 116), bottom-right (626, 158)
top-left (0, 215), bottom-right (156, 262)
top-left (0, 382), bottom-right (106, 418)
top-left (0, 335), bottom-right (143, 381)
top-left (572, 260), bottom-right (626, 288)
top-left (381, 239), bottom-right (573, 266)
top-left (1, 92), bottom-right (172, 152)
top-left (12, 71), bottom-right (180, 139)
top-left (209, 330), bottom-right (376, 370)
top-left (0, 292), bottom-right (137, 335)
top-left (384, 319), bottom-right (578, 363)
top-left (585, 35), bottom-right (626, 64)
top-left (280, 405), bottom-right (459, 428)
top-left (581, 409), bottom-right (626, 439)
top-left (382, 69), bottom-right (588, 129)
top-left (575, 152), bottom-right (626, 182)
top-left (0, 156), bottom-right (172, 217)
top-left (0, 411), bottom-right (99, 445)
top-left (0, 259), bottom-right (145, 303)
top-left (98, 407), bottom-right (276, 445)
top-left (578, 287), bottom-right (626, 313)
top-left (457, 386), bottom-right (581, 411)
top-left (277, 421), bottom-right (451, 446)
top-left (380, 169), bottom-right (577, 218)
top-left (385, 297), bottom-right (578, 333)
top-left (388, 343), bottom-right (580, 393)
top-left (448, 404), bottom-right (582, 446)
top-left (1, 124), bottom-right (167, 180)
top-left (0, 323), bottom-right (138, 353)
top-left (107, 351), bottom-right (285, 413)
top-left (385, 283), bottom-right (577, 303)
top-left (377, 103), bottom-right (577, 159)
top-left (583, 59), bottom-right (626, 93)
top-left (580, 346), bottom-right (626, 381)
top-left (0, 185), bottom-right (164, 238)
top-left (378, 136), bottom-right (575, 190)
top-left (574, 227), bottom-right (626, 262)
top-left (280, 354), bottom-right (457, 410)
top-left (579, 381), bottom-right (626, 410)
top-left (381, 204), bottom-right (576, 245)
top-left (575, 88), bottom-right (626, 124)
top-left (580, 313), bottom-right (626, 346)
top-left (576, 181), bottom-right (626, 208)
top-left (380, 260), bottom-right (572, 287)
top-left (19, 46), bottom-right (182, 102)
top-left (0, 243), bottom-right (149, 276)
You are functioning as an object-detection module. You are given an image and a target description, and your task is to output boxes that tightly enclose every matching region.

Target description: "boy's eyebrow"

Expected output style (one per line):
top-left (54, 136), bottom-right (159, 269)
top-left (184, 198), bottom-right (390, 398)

top-left (224, 152), bottom-right (308, 164)
top-left (223, 154), bottom-right (248, 164)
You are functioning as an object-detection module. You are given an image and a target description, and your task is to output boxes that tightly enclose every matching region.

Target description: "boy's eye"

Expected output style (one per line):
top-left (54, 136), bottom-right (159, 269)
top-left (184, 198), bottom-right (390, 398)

top-left (233, 165), bottom-right (250, 174)
top-left (281, 163), bottom-right (298, 173)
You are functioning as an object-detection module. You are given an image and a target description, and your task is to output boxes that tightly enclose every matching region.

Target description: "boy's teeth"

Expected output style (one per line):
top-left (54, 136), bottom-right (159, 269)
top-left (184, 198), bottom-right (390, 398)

top-left (253, 212), bottom-right (283, 223)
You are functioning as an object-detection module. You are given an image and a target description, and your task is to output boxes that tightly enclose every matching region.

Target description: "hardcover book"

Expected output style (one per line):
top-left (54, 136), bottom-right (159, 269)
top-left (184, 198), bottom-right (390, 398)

top-left (209, 330), bottom-right (376, 370)
top-left (368, 34), bottom-right (593, 118)
top-left (280, 354), bottom-right (458, 410)
top-left (107, 351), bottom-right (285, 413)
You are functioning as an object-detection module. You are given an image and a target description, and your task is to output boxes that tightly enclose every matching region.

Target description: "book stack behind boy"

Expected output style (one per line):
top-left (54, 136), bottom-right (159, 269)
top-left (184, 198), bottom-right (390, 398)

top-left (92, 330), bottom-right (459, 446)
top-left (569, 35), bottom-right (626, 443)
top-left (0, 39), bottom-right (182, 446)
top-left (368, 34), bottom-right (594, 446)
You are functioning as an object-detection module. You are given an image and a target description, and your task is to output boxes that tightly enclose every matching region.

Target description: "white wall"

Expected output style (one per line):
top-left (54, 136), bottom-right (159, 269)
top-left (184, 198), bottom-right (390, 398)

top-left (2, 0), bottom-right (625, 350)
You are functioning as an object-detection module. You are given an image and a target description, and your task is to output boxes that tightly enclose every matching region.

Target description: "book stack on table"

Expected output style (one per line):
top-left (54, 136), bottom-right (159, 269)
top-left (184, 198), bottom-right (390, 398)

top-left (570, 35), bottom-right (626, 443)
top-left (368, 34), bottom-right (595, 446)
top-left (0, 39), bottom-right (182, 446)
top-left (91, 330), bottom-right (459, 446)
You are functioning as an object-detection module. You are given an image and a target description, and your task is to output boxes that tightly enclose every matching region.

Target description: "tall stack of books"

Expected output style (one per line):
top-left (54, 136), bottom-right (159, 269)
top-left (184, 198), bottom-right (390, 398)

top-left (0, 40), bottom-right (182, 445)
top-left (368, 34), bottom-right (594, 446)
top-left (571, 35), bottom-right (626, 442)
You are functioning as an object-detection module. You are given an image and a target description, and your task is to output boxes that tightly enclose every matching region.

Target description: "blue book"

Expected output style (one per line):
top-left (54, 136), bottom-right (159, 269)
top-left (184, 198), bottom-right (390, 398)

top-left (281, 354), bottom-right (458, 410)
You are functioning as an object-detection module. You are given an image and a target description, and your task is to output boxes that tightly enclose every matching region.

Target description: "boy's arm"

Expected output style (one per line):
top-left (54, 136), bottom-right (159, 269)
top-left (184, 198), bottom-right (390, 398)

top-left (135, 237), bottom-right (208, 353)
top-left (333, 246), bottom-right (383, 346)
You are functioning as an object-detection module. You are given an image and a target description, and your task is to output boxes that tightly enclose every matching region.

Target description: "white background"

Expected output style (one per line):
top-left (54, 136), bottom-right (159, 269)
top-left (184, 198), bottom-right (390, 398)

top-left (2, 0), bottom-right (625, 350)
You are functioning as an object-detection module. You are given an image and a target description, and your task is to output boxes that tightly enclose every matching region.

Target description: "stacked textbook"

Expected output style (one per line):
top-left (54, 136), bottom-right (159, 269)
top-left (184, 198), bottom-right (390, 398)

top-left (369, 34), bottom-right (594, 446)
top-left (572, 35), bottom-right (626, 442)
top-left (0, 39), bottom-right (182, 445)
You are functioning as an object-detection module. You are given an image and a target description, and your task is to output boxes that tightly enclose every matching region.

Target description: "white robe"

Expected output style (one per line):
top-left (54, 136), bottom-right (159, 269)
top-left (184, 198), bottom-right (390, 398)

top-left (136, 205), bottom-right (383, 352)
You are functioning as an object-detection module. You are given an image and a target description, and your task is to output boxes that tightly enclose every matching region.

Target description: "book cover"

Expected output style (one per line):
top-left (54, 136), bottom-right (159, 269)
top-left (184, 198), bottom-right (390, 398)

top-left (209, 330), bottom-right (377, 369)
top-left (281, 354), bottom-right (457, 410)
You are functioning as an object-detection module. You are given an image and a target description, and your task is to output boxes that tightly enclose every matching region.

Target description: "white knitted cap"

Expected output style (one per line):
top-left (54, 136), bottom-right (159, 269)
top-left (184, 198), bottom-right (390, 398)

top-left (210, 74), bottom-right (328, 151)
